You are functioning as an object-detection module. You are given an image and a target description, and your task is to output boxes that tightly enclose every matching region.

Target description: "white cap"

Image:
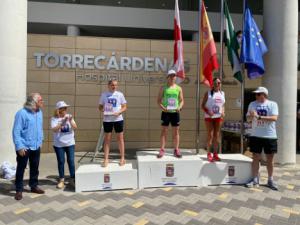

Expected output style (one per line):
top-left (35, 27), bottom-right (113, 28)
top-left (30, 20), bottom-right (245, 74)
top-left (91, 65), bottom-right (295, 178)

top-left (253, 86), bottom-right (268, 96)
top-left (167, 69), bottom-right (176, 76)
top-left (56, 101), bottom-right (70, 109)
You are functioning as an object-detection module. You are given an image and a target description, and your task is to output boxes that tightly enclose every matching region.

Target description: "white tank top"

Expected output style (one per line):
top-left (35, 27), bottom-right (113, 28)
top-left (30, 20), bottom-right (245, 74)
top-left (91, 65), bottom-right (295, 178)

top-left (205, 90), bottom-right (225, 118)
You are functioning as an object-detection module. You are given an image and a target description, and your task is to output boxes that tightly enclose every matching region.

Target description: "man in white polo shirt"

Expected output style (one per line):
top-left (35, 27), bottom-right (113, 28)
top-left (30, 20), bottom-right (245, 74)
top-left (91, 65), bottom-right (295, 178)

top-left (245, 87), bottom-right (279, 191)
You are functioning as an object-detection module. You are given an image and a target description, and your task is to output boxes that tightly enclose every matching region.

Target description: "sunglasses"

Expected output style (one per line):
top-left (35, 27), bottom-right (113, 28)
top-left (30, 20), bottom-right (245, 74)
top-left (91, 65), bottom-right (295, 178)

top-left (255, 93), bottom-right (263, 96)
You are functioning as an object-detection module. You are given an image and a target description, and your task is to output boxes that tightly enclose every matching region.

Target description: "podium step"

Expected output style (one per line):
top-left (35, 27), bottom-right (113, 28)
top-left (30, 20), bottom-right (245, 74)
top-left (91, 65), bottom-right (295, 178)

top-left (199, 154), bottom-right (252, 186)
top-left (137, 151), bottom-right (203, 188)
top-left (75, 162), bottom-right (137, 192)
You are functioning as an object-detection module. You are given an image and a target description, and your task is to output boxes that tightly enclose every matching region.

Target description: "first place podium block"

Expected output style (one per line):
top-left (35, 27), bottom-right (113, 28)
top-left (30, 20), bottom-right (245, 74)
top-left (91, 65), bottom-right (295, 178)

top-left (199, 154), bottom-right (252, 186)
top-left (75, 163), bottom-right (137, 192)
top-left (137, 151), bottom-right (203, 188)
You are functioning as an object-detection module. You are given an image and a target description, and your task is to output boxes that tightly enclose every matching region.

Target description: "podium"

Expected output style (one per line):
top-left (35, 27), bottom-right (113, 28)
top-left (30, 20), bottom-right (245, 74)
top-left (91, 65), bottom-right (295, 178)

top-left (199, 154), bottom-right (252, 186)
top-left (137, 151), bottom-right (203, 188)
top-left (75, 163), bottom-right (137, 192)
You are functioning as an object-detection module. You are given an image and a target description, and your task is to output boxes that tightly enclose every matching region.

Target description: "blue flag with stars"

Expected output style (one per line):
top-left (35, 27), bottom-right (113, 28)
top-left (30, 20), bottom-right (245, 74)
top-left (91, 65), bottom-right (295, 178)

top-left (240, 5), bottom-right (268, 79)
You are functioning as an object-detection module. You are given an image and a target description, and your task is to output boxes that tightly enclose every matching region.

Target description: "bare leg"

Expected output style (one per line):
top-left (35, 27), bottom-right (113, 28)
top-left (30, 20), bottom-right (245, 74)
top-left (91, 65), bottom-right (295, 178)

top-left (252, 153), bottom-right (261, 178)
top-left (266, 154), bottom-right (274, 178)
top-left (172, 126), bottom-right (180, 149)
top-left (160, 126), bottom-right (168, 150)
top-left (205, 121), bottom-right (214, 152)
top-left (213, 121), bottom-right (222, 153)
top-left (117, 132), bottom-right (126, 166)
top-left (103, 133), bottom-right (112, 167)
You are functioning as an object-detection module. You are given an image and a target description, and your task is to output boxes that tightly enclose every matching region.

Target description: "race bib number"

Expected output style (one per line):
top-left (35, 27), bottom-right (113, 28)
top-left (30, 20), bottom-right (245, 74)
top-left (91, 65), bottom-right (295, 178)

top-left (256, 120), bottom-right (267, 128)
top-left (104, 103), bottom-right (114, 115)
top-left (212, 105), bottom-right (220, 114)
top-left (167, 98), bottom-right (177, 110)
top-left (255, 107), bottom-right (268, 128)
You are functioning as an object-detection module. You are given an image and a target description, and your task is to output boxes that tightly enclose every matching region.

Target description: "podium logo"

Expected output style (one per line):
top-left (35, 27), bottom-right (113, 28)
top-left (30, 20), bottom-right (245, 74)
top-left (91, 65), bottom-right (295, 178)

top-left (104, 173), bottom-right (110, 183)
top-left (228, 166), bottom-right (235, 177)
top-left (166, 164), bottom-right (174, 177)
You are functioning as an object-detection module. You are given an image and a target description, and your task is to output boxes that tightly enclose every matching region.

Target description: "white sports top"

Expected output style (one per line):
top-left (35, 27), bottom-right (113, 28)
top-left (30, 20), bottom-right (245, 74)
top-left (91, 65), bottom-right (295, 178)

top-left (204, 90), bottom-right (225, 118)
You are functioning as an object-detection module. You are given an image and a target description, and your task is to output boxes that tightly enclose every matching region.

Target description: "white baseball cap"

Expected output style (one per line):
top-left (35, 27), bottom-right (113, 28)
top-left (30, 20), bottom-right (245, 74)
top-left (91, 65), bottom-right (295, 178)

top-left (56, 101), bottom-right (70, 109)
top-left (253, 86), bottom-right (268, 96)
top-left (167, 69), bottom-right (176, 76)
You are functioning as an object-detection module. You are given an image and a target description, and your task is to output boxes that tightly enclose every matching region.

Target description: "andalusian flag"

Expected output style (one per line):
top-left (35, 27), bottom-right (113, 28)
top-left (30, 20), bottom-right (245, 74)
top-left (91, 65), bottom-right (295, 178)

top-left (224, 0), bottom-right (242, 82)
top-left (200, 1), bottom-right (219, 88)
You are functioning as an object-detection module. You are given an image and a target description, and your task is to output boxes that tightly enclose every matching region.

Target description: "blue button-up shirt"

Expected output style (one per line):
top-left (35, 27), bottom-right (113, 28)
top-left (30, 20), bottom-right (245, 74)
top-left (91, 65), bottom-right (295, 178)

top-left (12, 108), bottom-right (44, 151)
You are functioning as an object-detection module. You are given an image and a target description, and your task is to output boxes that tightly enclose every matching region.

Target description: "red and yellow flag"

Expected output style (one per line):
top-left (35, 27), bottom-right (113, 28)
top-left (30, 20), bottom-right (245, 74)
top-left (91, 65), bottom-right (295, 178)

top-left (200, 1), bottom-right (219, 87)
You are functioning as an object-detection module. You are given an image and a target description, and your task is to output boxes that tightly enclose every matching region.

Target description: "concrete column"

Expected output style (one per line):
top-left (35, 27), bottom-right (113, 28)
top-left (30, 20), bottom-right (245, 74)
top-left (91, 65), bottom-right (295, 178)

top-left (67, 25), bottom-right (80, 36)
top-left (263, 0), bottom-right (298, 165)
top-left (0, 0), bottom-right (27, 165)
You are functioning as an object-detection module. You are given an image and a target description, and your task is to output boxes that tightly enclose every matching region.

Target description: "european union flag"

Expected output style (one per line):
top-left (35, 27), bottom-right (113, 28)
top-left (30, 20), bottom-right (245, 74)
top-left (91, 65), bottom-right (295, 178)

top-left (240, 5), bottom-right (268, 79)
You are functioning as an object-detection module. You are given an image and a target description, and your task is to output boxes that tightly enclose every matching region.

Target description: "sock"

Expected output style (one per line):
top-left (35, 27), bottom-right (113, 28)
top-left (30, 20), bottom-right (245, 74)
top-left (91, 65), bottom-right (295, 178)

top-left (253, 176), bottom-right (259, 183)
top-left (268, 176), bottom-right (273, 182)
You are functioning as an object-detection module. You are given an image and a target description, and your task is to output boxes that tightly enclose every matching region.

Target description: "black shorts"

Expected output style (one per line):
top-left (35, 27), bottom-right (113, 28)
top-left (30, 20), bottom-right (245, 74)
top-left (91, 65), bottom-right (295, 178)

top-left (103, 121), bottom-right (124, 133)
top-left (161, 112), bottom-right (180, 127)
top-left (249, 136), bottom-right (277, 154)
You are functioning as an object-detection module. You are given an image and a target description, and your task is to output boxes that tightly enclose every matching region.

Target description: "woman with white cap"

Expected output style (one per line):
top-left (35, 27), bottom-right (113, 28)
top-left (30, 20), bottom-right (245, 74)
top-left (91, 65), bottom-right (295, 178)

top-left (51, 101), bottom-right (77, 189)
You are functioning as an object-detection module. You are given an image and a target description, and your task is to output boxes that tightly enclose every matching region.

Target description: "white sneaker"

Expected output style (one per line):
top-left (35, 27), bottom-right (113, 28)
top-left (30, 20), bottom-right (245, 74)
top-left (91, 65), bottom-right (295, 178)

top-left (56, 179), bottom-right (65, 189)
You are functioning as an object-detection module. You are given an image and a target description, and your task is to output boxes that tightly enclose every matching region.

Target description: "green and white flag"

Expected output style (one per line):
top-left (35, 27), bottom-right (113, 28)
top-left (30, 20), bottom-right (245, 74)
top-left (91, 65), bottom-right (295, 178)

top-left (224, 0), bottom-right (242, 82)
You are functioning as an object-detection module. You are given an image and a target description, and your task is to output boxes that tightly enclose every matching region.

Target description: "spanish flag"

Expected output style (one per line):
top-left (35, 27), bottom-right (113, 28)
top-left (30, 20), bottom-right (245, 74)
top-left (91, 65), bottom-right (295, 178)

top-left (200, 1), bottom-right (219, 87)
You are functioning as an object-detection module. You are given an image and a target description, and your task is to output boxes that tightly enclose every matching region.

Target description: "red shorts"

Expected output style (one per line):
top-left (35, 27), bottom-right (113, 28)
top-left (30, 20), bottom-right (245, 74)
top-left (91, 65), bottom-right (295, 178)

top-left (205, 117), bottom-right (223, 123)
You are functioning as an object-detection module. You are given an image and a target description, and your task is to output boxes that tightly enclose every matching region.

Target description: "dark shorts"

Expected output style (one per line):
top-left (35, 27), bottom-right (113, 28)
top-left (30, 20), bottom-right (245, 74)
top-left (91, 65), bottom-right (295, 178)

top-left (161, 112), bottom-right (180, 127)
top-left (249, 136), bottom-right (278, 154)
top-left (103, 121), bottom-right (124, 133)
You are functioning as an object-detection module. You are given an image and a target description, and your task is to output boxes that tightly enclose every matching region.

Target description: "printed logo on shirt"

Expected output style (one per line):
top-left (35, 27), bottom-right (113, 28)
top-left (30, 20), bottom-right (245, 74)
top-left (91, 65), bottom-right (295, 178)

top-left (61, 124), bottom-right (70, 133)
top-left (256, 106), bottom-right (268, 116)
top-left (107, 98), bottom-right (117, 107)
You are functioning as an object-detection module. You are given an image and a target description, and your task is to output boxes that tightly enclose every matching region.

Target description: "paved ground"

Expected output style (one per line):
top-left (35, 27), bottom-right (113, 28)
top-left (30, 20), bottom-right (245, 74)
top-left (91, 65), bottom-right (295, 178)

top-left (1, 151), bottom-right (300, 225)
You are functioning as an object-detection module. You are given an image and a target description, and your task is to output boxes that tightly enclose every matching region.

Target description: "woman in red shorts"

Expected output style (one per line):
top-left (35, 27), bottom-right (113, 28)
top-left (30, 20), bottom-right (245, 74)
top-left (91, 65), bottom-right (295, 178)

top-left (201, 78), bottom-right (225, 162)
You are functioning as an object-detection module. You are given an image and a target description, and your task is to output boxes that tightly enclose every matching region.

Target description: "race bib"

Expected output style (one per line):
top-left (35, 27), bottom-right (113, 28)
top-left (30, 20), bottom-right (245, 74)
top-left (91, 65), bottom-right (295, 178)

top-left (167, 98), bottom-right (177, 110)
top-left (212, 105), bottom-right (220, 114)
top-left (104, 103), bottom-right (114, 115)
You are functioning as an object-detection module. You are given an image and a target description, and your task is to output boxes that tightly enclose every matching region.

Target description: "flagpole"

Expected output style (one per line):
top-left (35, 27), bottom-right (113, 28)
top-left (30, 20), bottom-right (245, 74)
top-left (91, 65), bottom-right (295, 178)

top-left (240, 0), bottom-right (246, 154)
top-left (196, 0), bottom-right (202, 154)
top-left (219, 0), bottom-right (225, 154)
top-left (220, 0), bottom-right (224, 80)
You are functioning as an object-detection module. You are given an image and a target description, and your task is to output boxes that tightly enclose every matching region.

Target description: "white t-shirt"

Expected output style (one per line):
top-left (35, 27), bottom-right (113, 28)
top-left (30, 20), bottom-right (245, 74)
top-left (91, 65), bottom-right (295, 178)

top-left (247, 100), bottom-right (278, 139)
top-left (51, 115), bottom-right (75, 147)
top-left (205, 91), bottom-right (225, 118)
top-left (99, 91), bottom-right (127, 122)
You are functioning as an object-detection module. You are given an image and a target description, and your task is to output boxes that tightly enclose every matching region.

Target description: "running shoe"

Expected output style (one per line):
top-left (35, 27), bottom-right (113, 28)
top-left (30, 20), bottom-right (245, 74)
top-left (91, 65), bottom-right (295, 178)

top-left (213, 152), bottom-right (221, 161)
top-left (245, 178), bottom-right (259, 188)
top-left (174, 148), bottom-right (182, 158)
top-left (157, 149), bottom-right (165, 158)
top-left (207, 152), bottom-right (214, 162)
top-left (267, 180), bottom-right (279, 191)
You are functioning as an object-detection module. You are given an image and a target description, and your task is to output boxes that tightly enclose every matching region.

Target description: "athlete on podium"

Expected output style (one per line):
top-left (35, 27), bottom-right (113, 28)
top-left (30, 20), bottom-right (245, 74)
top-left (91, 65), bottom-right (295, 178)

top-left (98, 79), bottom-right (127, 167)
top-left (157, 69), bottom-right (184, 158)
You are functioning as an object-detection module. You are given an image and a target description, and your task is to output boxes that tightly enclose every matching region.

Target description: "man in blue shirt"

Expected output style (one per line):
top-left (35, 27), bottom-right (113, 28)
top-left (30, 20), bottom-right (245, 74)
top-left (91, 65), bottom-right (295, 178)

top-left (12, 93), bottom-right (45, 200)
